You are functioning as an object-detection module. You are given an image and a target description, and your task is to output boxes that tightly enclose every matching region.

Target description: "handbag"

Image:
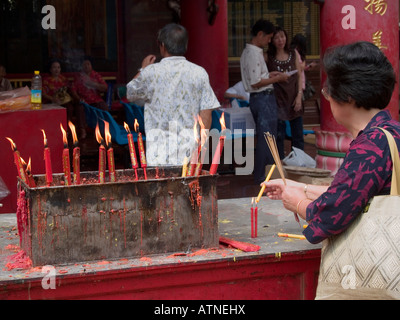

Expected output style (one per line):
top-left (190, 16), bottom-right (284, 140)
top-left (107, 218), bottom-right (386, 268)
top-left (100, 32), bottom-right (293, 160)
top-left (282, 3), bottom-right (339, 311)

top-left (315, 127), bottom-right (400, 300)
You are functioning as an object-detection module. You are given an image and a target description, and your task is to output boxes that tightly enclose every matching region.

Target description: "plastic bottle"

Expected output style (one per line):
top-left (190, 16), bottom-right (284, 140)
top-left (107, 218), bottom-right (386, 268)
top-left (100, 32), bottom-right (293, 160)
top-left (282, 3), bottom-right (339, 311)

top-left (31, 70), bottom-right (42, 110)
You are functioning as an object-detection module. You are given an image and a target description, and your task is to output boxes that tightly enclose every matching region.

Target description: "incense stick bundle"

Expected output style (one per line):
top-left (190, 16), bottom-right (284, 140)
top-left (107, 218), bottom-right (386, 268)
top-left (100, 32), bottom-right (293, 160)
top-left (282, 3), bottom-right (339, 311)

top-left (264, 132), bottom-right (286, 184)
top-left (264, 132), bottom-right (300, 225)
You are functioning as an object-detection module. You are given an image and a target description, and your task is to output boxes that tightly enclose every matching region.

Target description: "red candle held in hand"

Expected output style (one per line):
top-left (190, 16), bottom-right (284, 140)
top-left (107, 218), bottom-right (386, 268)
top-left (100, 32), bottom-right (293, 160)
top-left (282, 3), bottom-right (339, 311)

top-left (209, 113), bottom-right (226, 175)
top-left (124, 122), bottom-right (139, 180)
top-left (104, 121), bottom-right (116, 183)
top-left (6, 137), bottom-right (29, 185)
top-left (95, 124), bottom-right (106, 184)
top-left (60, 124), bottom-right (72, 186)
top-left (41, 130), bottom-right (53, 186)
top-left (68, 121), bottom-right (81, 185)
top-left (135, 119), bottom-right (147, 180)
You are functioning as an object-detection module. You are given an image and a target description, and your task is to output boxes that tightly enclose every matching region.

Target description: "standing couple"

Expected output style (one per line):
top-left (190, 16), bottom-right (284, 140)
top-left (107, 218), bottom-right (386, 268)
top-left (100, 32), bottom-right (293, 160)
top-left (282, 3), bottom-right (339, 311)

top-left (240, 19), bottom-right (304, 184)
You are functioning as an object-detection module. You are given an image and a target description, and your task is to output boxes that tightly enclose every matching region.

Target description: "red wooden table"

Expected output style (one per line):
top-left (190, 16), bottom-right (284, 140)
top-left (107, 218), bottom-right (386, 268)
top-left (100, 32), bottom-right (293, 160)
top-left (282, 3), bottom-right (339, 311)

top-left (0, 197), bottom-right (321, 300)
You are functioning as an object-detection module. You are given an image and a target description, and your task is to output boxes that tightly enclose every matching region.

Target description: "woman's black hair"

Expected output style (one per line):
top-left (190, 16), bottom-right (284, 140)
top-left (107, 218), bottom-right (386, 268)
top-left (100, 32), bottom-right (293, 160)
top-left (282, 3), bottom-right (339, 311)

top-left (267, 26), bottom-right (290, 58)
top-left (290, 34), bottom-right (307, 61)
top-left (323, 41), bottom-right (396, 110)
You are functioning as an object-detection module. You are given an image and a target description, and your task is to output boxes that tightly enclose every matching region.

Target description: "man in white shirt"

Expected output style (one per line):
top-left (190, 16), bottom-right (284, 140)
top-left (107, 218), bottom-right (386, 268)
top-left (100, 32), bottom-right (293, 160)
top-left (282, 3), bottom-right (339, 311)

top-left (127, 23), bottom-right (220, 167)
top-left (240, 19), bottom-right (289, 184)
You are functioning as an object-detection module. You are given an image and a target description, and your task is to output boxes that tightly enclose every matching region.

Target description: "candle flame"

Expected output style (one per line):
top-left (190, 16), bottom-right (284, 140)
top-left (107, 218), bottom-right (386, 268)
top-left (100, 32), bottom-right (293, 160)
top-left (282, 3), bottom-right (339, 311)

top-left (104, 120), bottom-right (112, 147)
top-left (124, 122), bottom-right (131, 133)
top-left (60, 123), bottom-right (68, 146)
top-left (95, 123), bottom-right (103, 145)
top-left (27, 157), bottom-right (32, 172)
top-left (68, 121), bottom-right (79, 145)
top-left (20, 156), bottom-right (27, 167)
top-left (6, 137), bottom-right (16, 151)
top-left (134, 119), bottom-right (139, 133)
top-left (193, 116), bottom-right (199, 143)
top-left (198, 115), bottom-right (207, 147)
top-left (41, 129), bottom-right (48, 147)
top-left (220, 112), bottom-right (226, 131)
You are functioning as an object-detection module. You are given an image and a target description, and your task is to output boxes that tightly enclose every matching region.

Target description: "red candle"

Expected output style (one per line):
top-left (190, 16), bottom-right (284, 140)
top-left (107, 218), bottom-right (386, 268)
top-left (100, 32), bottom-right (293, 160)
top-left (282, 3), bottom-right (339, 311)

top-left (69, 121), bottom-right (81, 185)
top-left (255, 206), bottom-right (258, 238)
top-left (135, 119), bottom-right (147, 180)
top-left (209, 136), bottom-right (225, 175)
top-left (194, 120), bottom-right (209, 177)
top-left (124, 122), bottom-right (139, 180)
top-left (41, 130), bottom-right (53, 186)
top-left (104, 121), bottom-right (116, 183)
top-left (25, 157), bottom-right (36, 188)
top-left (60, 124), bottom-right (72, 186)
top-left (209, 113), bottom-right (226, 175)
top-left (95, 124), bottom-right (106, 184)
top-left (107, 147), bottom-right (116, 182)
top-left (6, 137), bottom-right (29, 185)
top-left (187, 145), bottom-right (200, 177)
top-left (251, 198), bottom-right (254, 238)
top-left (187, 118), bottom-right (200, 177)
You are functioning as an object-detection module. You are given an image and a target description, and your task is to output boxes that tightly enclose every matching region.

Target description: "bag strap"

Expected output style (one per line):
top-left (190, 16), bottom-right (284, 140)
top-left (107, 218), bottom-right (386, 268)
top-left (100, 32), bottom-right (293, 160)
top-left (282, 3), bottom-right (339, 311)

top-left (374, 127), bottom-right (400, 196)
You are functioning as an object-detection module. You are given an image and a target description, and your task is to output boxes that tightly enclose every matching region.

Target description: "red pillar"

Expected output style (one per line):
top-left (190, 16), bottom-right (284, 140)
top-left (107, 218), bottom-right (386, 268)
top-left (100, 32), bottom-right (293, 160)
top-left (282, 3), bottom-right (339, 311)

top-left (316, 0), bottom-right (399, 175)
top-left (180, 0), bottom-right (228, 102)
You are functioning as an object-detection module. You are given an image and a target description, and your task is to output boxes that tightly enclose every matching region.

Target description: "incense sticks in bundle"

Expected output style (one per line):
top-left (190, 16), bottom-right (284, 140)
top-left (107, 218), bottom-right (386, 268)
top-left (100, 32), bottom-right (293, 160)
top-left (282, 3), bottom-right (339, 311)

top-left (264, 133), bottom-right (286, 185)
top-left (264, 132), bottom-right (300, 225)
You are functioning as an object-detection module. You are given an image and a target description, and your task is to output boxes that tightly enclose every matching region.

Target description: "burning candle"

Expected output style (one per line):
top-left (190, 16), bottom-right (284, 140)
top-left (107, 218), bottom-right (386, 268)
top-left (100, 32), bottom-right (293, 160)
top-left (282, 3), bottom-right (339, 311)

top-left (181, 156), bottom-right (189, 177)
top-left (41, 129), bottom-right (53, 186)
top-left (209, 112), bottom-right (226, 175)
top-left (60, 123), bottom-right (72, 186)
top-left (194, 116), bottom-right (208, 177)
top-left (104, 121), bottom-right (116, 183)
top-left (188, 118), bottom-right (200, 177)
top-left (25, 157), bottom-right (36, 188)
top-left (6, 137), bottom-right (29, 185)
top-left (95, 124), bottom-right (106, 184)
top-left (124, 122), bottom-right (139, 180)
top-left (134, 119), bottom-right (147, 180)
top-left (68, 121), bottom-right (80, 185)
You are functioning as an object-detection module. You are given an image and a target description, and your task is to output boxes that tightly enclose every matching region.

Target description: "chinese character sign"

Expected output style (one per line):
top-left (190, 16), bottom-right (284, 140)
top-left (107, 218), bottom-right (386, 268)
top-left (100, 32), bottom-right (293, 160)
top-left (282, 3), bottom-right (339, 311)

top-left (319, 0), bottom-right (399, 132)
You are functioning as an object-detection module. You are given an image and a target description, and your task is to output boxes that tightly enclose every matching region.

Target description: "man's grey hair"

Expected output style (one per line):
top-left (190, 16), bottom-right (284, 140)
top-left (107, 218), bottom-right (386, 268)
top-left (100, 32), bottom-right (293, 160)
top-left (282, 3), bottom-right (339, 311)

top-left (157, 23), bottom-right (188, 56)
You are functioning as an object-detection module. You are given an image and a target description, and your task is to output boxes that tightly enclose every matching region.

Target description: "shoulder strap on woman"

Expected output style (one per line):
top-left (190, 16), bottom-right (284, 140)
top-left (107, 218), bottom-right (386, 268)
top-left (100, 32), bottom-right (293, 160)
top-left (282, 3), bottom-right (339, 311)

top-left (374, 127), bottom-right (400, 196)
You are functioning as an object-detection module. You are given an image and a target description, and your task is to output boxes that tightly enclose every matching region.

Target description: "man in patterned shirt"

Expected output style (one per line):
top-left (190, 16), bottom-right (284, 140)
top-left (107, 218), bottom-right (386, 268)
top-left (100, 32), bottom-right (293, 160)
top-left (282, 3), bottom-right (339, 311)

top-left (127, 23), bottom-right (220, 167)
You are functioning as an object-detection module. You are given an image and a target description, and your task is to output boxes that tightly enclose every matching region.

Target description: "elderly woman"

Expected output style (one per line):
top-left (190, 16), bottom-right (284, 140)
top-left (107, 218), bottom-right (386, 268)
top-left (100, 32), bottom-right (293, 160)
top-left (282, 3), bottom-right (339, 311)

top-left (263, 41), bottom-right (400, 299)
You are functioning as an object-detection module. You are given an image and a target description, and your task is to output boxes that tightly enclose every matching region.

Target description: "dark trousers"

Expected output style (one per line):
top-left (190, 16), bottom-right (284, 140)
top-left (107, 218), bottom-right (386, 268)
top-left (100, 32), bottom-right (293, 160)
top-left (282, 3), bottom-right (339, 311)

top-left (277, 117), bottom-right (305, 159)
top-left (249, 91), bottom-right (278, 184)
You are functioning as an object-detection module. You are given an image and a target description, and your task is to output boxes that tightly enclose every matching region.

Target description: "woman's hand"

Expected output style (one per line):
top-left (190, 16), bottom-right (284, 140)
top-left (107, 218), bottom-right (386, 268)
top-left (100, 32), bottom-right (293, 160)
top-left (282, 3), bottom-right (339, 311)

top-left (262, 179), bottom-right (308, 218)
top-left (293, 94), bottom-right (302, 112)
